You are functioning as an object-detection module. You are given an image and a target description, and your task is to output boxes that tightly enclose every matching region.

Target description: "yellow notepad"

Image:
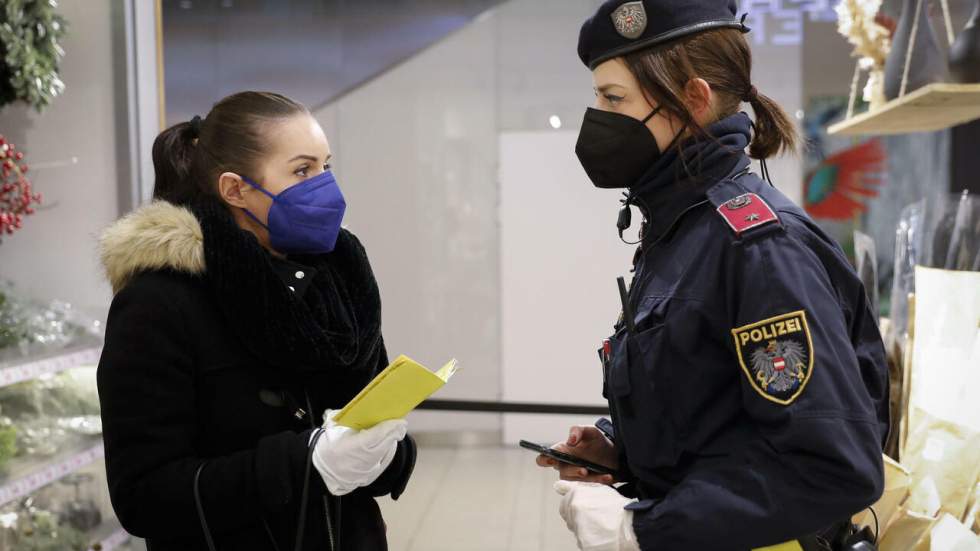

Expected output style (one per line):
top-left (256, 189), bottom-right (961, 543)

top-left (333, 355), bottom-right (459, 430)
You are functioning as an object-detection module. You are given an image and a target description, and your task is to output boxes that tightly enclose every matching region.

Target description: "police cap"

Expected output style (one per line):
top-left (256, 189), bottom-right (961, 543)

top-left (578, 0), bottom-right (749, 69)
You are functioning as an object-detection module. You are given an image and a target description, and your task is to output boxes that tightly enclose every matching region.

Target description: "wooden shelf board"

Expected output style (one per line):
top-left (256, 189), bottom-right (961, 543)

top-left (828, 83), bottom-right (980, 136)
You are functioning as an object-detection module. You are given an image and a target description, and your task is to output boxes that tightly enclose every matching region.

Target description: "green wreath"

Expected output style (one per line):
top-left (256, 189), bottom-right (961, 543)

top-left (0, 0), bottom-right (68, 112)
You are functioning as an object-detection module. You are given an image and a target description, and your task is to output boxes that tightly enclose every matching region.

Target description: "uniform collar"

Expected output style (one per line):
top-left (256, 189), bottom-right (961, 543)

top-left (629, 113), bottom-right (753, 242)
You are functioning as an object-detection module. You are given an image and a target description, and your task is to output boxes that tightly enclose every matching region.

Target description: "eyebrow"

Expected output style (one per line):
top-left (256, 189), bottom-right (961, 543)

top-left (288, 154), bottom-right (332, 163)
top-left (595, 84), bottom-right (626, 94)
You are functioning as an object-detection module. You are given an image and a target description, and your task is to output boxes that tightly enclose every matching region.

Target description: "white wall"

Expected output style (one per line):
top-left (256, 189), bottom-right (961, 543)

top-left (748, 33), bottom-right (804, 205)
top-left (314, 12), bottom-right (502, 432)
top-left (499, 131), bottom-right (633, 444)
top-left (0, 0), bottom-right (124, 318)
top-left (495, 0), bottom-right (601, 133)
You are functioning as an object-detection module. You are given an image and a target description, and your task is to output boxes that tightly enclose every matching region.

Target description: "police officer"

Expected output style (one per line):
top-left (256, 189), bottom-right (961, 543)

top-left (534, 1), bottom-right (889, 550)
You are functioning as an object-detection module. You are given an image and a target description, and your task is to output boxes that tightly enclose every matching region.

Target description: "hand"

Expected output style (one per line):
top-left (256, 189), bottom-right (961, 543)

top-left (555, 481), bottom-right (639, 551)
top-left (536, 425), bottom-right (619, 484)
top-left (312, 410), bottom-right (408, 496)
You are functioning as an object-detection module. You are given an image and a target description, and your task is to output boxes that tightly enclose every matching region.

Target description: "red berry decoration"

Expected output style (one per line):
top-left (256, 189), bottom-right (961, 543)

top-left (0, 136), bottom-right (41, 241)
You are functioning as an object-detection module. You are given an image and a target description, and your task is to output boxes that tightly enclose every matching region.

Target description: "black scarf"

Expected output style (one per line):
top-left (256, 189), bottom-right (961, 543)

top-left (630, 112), bottom-right (753, 242)
top-left (191, 197), bottom-right (383, 379)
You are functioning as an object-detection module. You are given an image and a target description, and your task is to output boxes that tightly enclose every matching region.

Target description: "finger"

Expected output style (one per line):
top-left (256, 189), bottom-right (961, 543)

top-left (567, 426), bottom-right (585, 447)
top-left (359, 419), bottom-right (408, 448)
top-left (374, 418), bottom-right (408, 438)
top-left (553, 480), bottom-right (575, 496)
top-left (535, 455), bottom-right (558, 468)
top-left (557, 464), bottom-right (591, 481)
top-left (557, 465), bottom-right (614, 484)
top-left (363, 431), bottom-right (406, 455)
top-left (576, 473), bottom-right (615, 485)
top-left (554, 481), bottom-right (576, 528)
top-left (377, 439), bottom-right (399, 470)
top-left (551, 443), bottom-right (573, 454)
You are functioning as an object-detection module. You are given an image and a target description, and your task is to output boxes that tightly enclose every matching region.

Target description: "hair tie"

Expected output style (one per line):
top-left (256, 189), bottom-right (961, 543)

top-left (743, 85), bottom-right (759, 103)
top-left (739, 13), bottom-right (752, 33)
top-left (189, 115), bottom-right (203, 137)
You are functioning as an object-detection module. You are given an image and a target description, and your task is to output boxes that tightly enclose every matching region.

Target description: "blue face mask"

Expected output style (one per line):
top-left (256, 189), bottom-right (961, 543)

top-left (241, 170), bottom-right (347, 255)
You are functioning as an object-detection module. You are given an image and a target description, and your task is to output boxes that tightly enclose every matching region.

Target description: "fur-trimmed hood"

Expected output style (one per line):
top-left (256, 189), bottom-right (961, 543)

top-left (99, 201), bottom-right (205, 294)
top-left (98, 198), bottom-right (384, 376)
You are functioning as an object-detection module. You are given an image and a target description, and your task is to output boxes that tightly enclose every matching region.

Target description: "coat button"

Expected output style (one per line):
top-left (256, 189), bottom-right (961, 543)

top-left (295, 271), bottom-right (305, 279)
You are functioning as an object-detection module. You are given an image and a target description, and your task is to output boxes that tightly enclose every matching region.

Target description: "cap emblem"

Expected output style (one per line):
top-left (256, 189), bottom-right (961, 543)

top-left (611, 1), bottom-right (647, 40)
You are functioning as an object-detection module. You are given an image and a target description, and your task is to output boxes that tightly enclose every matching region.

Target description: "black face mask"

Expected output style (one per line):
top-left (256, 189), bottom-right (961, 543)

top-left (575, 106), bottom-right (662, 189)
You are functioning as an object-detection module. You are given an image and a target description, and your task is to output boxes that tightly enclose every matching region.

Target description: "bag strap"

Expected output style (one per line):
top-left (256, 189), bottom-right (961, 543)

top-left (195, 460), bottom-right (291, 551)
top-left (194, 462), bottom-right (218, 551)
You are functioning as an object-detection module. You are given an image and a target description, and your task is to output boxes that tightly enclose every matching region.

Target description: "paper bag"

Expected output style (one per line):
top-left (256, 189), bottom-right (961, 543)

top-left (879, 507), bottom-right (937, 551)
top-left (929, 513), bottom-right (980, 551)
top-left (904, 407), bottom-right (980, 519)
top-left (962, 482), bottom-right (979, 533)
top-left (854, 455), bottom-right (911, 532)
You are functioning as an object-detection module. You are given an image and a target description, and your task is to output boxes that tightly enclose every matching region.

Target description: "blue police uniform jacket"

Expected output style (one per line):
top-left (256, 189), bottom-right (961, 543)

top-left (603, 113), bottom-right (889, 550)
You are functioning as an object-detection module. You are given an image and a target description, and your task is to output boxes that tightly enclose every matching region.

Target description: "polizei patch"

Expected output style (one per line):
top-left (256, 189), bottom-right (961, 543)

top-left (731, 311), bottom-right (814, 405)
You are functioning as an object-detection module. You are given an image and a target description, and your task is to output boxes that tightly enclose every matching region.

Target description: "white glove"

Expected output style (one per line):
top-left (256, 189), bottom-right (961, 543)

top-left (311, 410), bottom-right (408, 496)
top-left (555, 481), bottom-right (641, 551)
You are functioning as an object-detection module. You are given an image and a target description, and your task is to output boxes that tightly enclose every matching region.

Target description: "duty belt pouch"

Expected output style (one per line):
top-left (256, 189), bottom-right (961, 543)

top-left (797, 520), bottom-right (877, 551)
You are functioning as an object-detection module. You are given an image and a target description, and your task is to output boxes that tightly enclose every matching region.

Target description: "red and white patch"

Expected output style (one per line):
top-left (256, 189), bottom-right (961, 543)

top-left (773, 357), bottom-right (786, 371)
top-left (716, 193), bottom-right (779, 236)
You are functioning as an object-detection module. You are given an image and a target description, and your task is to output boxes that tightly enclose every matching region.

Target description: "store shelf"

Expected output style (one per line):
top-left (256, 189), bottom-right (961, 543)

top-left (828, 83), bottom-right (980, 136)
top-left (88, 519), bottom-right (131, 551)
top-left (0, 439), bottom-right (104, 508)
top-left (0, 343), bottom-right (102, 389)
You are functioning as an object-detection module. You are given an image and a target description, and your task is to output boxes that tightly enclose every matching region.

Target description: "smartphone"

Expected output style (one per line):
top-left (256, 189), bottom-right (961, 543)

top-left (519, 440), bottom-right (618, 477)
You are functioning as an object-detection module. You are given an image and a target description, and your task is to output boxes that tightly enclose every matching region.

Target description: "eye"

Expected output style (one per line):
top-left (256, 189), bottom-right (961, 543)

top-left (294, 165), bottom-right (310, 177)
top-left (323, 163), bottom-right (332, 171)
top-left (604, 94), bottom-right (624, 104)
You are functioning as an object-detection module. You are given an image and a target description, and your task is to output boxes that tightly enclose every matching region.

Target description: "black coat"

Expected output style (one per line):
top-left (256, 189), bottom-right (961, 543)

top-left (97, 199), bottom-right (415, 551)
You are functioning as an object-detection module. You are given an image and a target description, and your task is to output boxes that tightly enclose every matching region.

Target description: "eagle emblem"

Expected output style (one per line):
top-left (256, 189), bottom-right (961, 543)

top-left (611, 2), bottom-right (647, 40)
top-left (732, 311), bottom-right (814, 405)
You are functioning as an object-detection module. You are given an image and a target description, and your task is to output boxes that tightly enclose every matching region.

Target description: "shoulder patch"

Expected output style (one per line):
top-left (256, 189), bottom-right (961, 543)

top-left (716, 193), bottom-right (779, 235)
top-left (731, 311), bottom-right (814, 405)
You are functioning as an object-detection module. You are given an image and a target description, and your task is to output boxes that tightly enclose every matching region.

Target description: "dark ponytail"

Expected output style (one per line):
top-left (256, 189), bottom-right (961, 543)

top-left (151, 120), bottom-right (199, 204)
top-left (624, 28), bottom-right (797, 162)
top-left (746, 90), bottom-right (797, 160)
top-left (151, 91), bottom-right (309, 205)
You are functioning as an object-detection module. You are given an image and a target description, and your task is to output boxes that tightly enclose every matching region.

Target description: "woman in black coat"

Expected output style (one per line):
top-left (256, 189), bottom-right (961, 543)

top-left (97, 91), bottom-right (416, 551)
